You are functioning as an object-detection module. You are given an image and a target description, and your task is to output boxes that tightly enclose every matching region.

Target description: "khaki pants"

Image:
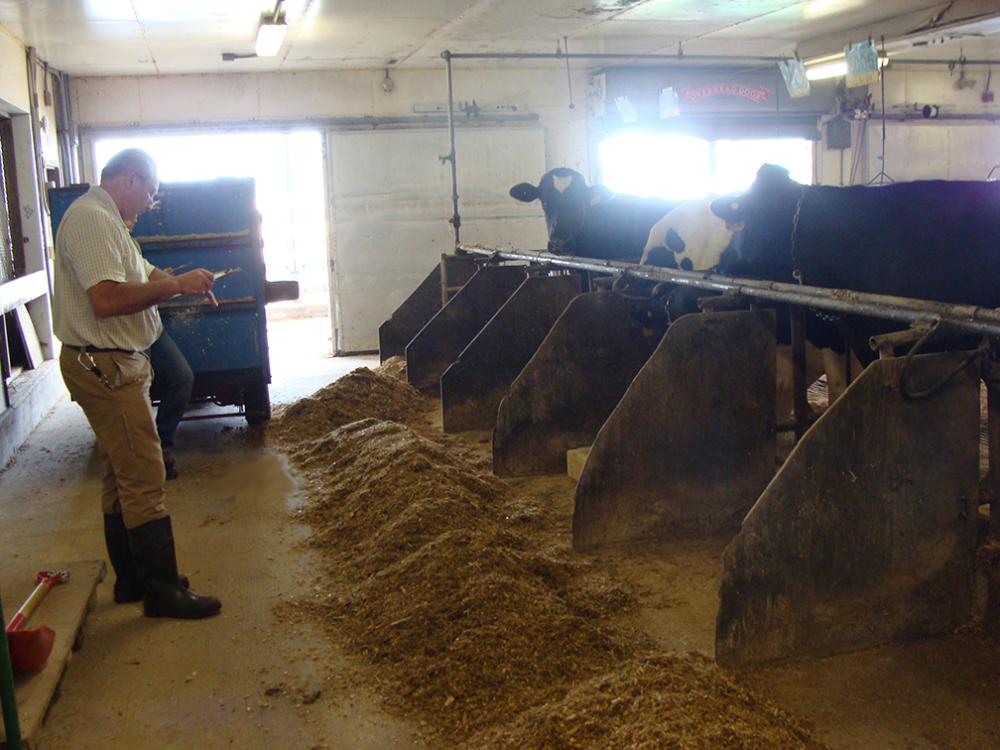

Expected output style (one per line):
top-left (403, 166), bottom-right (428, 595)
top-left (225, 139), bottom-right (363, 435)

top-left (60, 347), bottom-right (167, 528)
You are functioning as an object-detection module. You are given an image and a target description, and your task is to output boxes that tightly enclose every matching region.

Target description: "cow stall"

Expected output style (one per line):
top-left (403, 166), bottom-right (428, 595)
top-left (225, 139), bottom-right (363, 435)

top-left (380, 240), bottom-right (1000, 667)
top-left (461, 245), bottom-right (1000, 664)
top-left (378, 254), bottom-right (478, 362)
top-left (440, 272), bottom-right (584, 433)
top-left (716, 351), bottom-right (982, 667)
top-left (493, 290), bottom-right (667, 475)
top-left (572, 309), bottom-right (777, 551)
top-left (381, 256), bottom-right (593, 433)
top-left (405, 264), bottom-right (528, 392)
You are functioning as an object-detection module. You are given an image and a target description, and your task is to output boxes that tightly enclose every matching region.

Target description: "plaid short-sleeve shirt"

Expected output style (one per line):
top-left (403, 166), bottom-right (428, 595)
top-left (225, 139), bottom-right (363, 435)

top-left (53, 186), bottom-right (162, 351)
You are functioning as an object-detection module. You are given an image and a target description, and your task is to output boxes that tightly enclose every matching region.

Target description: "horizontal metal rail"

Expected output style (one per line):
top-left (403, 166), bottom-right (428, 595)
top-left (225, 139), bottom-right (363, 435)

top-left (458, 244), bottom-right (1000, 339)
top-left (442, 50), bottom-right (786, 63)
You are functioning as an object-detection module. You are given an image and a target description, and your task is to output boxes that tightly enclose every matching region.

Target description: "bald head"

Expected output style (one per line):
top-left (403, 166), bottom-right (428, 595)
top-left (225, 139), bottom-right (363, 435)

top-left (100, 148), bottom-right (157, 184)
top-left (99, 148), bottom-right (160, 224)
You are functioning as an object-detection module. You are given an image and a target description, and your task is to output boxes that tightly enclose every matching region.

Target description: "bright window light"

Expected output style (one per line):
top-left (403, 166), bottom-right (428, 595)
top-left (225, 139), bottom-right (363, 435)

top-left (93, 131), bottom-right (328, 309)
top-left (713, 139), bottom-right (814, 193)
top-left (600, 133), bottom-right (711, 201)
top-left (598, 132), bottom-right (813, 200)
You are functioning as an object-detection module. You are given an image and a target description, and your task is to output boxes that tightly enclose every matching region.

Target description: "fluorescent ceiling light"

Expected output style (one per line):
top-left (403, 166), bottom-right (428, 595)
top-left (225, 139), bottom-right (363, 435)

top-left (806, 56), bottom-right (887, 81)
top-left (255, 14), bottom-right (287, 57)
top-left (802, 0), bottom-right (867, 20)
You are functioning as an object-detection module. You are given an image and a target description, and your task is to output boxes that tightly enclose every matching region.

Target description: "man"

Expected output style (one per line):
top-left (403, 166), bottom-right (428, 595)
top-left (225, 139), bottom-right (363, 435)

top-left (53, 148), bottom-right (221, 620)
top-left (121, 219), bottom-right (192, 481)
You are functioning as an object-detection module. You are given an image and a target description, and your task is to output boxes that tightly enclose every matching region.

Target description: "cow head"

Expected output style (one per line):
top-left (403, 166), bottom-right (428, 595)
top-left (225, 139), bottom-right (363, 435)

top-left (509, 167), bottom-right (613, 255)
top-left (709, 164), bottom-right (802, 278)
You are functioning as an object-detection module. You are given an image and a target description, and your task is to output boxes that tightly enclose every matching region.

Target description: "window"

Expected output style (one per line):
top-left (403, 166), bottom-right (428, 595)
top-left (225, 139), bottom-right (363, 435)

top-left (598, 132), bottom-right (813, 200)
top-left (92, 130), bottom-right (329, 320)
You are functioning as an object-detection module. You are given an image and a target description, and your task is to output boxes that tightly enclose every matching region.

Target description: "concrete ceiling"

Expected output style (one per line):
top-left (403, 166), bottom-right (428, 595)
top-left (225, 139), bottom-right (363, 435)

top-left (0, 0), bottom-right (998, 77)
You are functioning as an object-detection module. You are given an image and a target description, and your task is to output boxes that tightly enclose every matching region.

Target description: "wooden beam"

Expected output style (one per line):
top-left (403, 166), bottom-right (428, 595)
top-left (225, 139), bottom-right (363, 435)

top-left (0, 271), bottom-right (47, 316)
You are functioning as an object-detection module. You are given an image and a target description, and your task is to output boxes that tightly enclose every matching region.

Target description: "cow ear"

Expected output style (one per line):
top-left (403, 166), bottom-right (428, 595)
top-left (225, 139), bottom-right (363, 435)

top-left (757, 163), bottom-right (792, 186)
top-left (510, 183), bottom-right (539, 202)
top-left (589, 185), bottom-right (614, 205)
top-left (710, 194), bottom-right (746, 223)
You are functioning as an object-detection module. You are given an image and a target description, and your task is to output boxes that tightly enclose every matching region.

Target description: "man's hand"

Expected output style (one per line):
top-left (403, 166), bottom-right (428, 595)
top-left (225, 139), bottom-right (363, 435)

top-left (88, 268), bottom-right (217, 318)
top-left (174, 269), bottom-right (214, 296)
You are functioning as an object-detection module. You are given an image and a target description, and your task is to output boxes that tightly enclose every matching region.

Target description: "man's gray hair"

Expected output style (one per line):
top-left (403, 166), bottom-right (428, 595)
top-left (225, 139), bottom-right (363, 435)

top-left (100, 148), bottom-right (157, 183)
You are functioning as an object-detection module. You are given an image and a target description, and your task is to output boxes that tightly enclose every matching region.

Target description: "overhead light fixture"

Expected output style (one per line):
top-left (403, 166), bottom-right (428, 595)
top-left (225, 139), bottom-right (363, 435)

top-left (255, 4), bottom-right (287, 57)
top-left (806, 55), bottom-right (888, 81)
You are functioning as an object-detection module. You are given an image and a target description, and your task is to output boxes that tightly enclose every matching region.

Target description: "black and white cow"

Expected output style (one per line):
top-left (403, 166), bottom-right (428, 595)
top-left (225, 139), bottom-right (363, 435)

top-left (640, 195), bottom-right (740, 272)
top-left (709, 164), bottom-right (1000, 366)
top-left (640, 195), bottom-right (828, 414)
top-left (510, 167), bottom-right (677, 261)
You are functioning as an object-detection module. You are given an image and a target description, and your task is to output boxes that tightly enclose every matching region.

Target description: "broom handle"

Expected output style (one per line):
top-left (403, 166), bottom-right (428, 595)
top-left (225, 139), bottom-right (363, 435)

top-left (5, 578), bottom-right (51, 634)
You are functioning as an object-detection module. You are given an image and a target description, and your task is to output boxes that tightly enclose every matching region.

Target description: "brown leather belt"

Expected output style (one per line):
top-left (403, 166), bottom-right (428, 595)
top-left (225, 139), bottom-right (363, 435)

top-left (63, 344), bottom-right (138, 355)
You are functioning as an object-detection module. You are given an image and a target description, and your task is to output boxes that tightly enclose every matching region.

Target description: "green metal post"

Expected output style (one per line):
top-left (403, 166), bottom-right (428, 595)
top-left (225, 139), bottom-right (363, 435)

top-left (0, 594), bottom-right (23, 750)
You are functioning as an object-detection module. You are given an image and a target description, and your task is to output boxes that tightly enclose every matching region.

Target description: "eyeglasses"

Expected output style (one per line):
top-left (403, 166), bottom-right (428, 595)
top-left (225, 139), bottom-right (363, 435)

top-left (131, 171), bottom-right (160, 205)
top-left (142, 179), bottom-right (162, 210)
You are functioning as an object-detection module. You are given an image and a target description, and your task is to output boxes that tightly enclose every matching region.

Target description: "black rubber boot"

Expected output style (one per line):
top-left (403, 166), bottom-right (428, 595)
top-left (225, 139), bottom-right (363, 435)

top-left (162, 448), bottom-right (179, 481)
top-left (104, 513), bottom-right (144, 604)
top-left (104, 514), bottom-right (190, 603)
top-left (129, 517), bottom-right (221, 620)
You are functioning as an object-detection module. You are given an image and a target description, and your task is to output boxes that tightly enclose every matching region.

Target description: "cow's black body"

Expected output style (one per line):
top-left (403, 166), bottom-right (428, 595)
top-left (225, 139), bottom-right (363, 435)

top-left (711, 165), bottom-right (1000, 360)
top-left (510, 167), bottom-right (676, 261)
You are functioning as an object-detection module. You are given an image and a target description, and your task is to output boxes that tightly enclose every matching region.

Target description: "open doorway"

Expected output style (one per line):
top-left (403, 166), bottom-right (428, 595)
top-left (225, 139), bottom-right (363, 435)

top-left (91, 129), bottom-right (337, 389)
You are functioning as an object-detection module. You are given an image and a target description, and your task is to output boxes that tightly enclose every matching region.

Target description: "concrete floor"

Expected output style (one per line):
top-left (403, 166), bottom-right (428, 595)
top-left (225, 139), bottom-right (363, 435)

top-left (0, 317), bottom-right (419, 749)
top-left (8, 314), bottom-right (999, 749)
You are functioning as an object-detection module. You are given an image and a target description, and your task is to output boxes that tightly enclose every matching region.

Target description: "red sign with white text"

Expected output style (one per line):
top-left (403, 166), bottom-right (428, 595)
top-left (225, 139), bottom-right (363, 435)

top-left (680, 83), bottom-right (771, 105)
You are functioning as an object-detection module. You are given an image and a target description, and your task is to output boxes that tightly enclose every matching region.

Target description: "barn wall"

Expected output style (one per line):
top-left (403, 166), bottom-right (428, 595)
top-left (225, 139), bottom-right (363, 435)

top-left (0, 29), bottom-right (66, 472)
top-left (0, 25), bottom-right (29, 114)
top-left (817, 66), bottom-right (1000, 186)
top-left (67, 65), bottom-right (1000, 351)
top-left (871, 67), bottom-right (1000, 181)
top-left (70, 67), bottom-right (591, 175)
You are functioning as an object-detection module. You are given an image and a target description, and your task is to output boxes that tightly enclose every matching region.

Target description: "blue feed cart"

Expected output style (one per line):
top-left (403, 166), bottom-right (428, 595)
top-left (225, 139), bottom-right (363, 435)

top-left (49, 178), bottom-right (296, 425)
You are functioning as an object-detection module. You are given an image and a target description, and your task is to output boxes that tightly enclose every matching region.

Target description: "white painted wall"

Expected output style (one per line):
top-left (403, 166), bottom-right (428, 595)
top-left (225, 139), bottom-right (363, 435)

top-left (326, 126), bottom-right (547, 352)
top-left (71, 67), bottom-right (590, 171)
top-left (817, 66), bottom-right (1000, 186)
top-left (0, 25), bottom-right (63, 456)
top-left (869, 67), bottom-right (1000, 181)
top-left (0, 34), bottom-right (58, 357)
top-left (0, 25), bottom-right (29, 115)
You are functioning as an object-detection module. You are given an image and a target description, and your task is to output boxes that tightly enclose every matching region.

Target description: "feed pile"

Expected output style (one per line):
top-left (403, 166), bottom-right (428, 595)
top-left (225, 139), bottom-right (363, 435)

top-left (375, 355), bottom-right (407, 381)
top-left (268, 366), bottom-right (429, 448)
top-left (270, 368), bottom-right (826, 747)
top-left (471, 653), bottom-right (825, 750)
top-left (286, 417), bottom-right (633, 739)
